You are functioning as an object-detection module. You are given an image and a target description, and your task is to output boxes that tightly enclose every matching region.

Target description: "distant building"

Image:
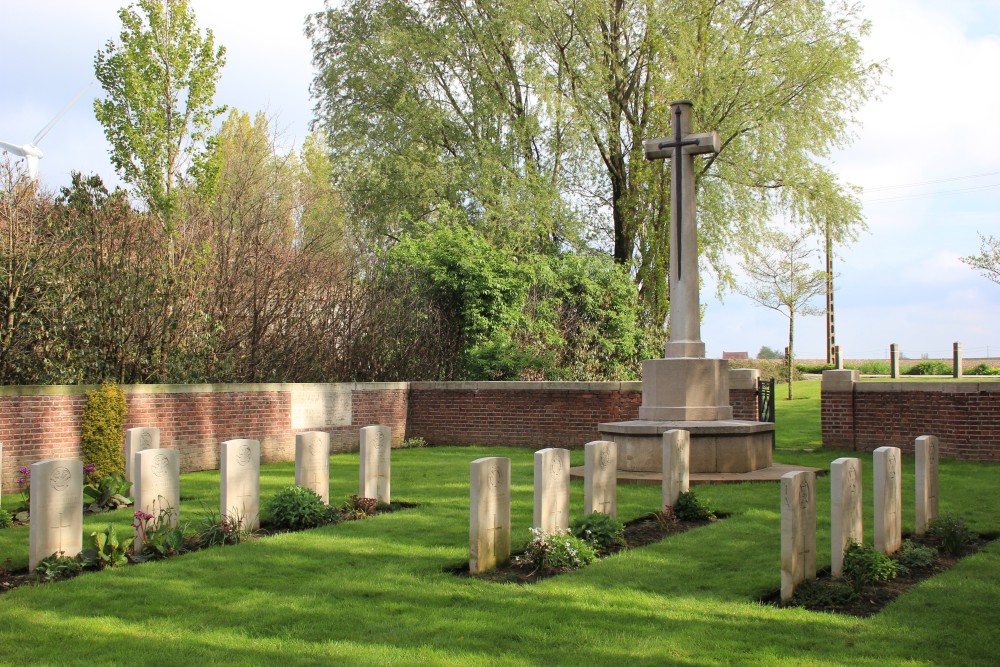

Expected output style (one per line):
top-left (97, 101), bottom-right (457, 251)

top-left (722, 351), bottom-right (749, 360)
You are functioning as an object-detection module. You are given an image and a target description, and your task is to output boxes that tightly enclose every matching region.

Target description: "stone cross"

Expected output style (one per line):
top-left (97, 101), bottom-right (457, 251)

top-left (29, 459), bottom-right (84, 571)
top-left (662, 429), bottom-right (690, 510)
top-left (780, 470), bottom-right (817, 602)
top-left (295, 431), bottom-right (330, 504)
top-left (914, 435), bottom-right (940, 536)
top-left (644, 101), bottom-right (720, 359)
top-left (220, 439), bottom-right (260, 530)
top-left (874, 446), bottom-right (902, 555)
top-left (584, 440), bottom-right (617, 518)
top-left (533, 448), bottom-right (570, 534)
top-left (470, 456), bottom-right (511, 573)
top-left (830, 457), bottom-right (863, 577)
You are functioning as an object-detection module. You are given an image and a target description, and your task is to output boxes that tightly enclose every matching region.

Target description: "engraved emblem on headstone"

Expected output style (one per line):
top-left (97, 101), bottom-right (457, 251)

top-left (488, 463), bottom-right (501, 489)
top-left (888, 452), bottom-right (897, 481)
top-left (140, 431), bottom-right (153, 449)
top-left (152, 453), bottom-right (170, 478)
top-left (799, 479), bottom-right (810, 509)
top-left (237, 444), bottom-right (252, 467)
top-left (307, 441), bottom-right (317, 458)
top-left (550, 456), bottom-right (563, 480)
top-left (49, 466), bottom-right (71, 492)
top-left (599, 448), bottom-right (611, 471)
top-left (375, 429), bottom-right (386, 452)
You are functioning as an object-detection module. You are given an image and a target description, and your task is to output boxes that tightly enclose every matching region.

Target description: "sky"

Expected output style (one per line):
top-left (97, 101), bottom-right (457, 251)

top-left (2, 0), bottom-right (999, 362)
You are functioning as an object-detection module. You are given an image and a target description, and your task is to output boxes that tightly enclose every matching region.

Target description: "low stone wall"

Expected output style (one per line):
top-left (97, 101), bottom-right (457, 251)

top-left (0, 371), bottom-right (761, 492)
top-left (821, 370), bottom-right (1000, 461)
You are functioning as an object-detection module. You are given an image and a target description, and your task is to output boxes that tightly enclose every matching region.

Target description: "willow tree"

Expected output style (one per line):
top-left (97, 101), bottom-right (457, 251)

top-left (308, 0), bottom-right (881, 323)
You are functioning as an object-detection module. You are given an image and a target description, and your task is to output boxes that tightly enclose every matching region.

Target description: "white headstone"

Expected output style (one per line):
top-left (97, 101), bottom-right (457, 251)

top-left (584, 440), bottom-right (617, 517)
top-left (780, 470), bottom-right (817, 602)
top-left (662, 429), bottom-right (690, 510)
top-left (914, 435), bottom-right (939, 536)
top-left (359, 425), bottom-right (391, 503)
top-left (830, 457), bottom-right (863, 577)
top-left (873, 446), bottom-right (902, 554)
top-left (221, 439), bottom-right (261, 530)
top-left (125, 427), bottom-right (160, 489)
top-left (134, 448), bottom-right (180, 551)
top-left (295, 432), bottom-right (330, 504)
top-left (470, 456), bottom-right (511, 573)
top-left (28, 459), bottom-right (83, 571)
top-left (533, 448), bottom-right (570, 533)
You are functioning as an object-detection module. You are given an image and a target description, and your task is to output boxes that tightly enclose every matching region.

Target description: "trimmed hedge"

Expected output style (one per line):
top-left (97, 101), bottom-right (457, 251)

top-left (80, 383), bottom-right (127, 480)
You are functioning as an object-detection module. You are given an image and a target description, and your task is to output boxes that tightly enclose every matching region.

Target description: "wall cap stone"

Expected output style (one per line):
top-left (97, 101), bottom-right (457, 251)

top-left (822, 369), bottom-right (858, 391)
top-left (729, 368), bottom-right (760, 390)
top-left (0, 381), bottom-right (411, 398)
top-left (408, 381), bottom-right (643, 392)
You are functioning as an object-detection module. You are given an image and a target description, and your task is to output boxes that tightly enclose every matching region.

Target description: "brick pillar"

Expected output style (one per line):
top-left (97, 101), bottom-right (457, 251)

top-left (821, 370), bottom-right (858, 449)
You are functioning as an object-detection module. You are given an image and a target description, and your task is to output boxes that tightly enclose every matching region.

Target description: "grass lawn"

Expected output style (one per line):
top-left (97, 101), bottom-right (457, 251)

top-left (1, 385), bottom-right (998, 665)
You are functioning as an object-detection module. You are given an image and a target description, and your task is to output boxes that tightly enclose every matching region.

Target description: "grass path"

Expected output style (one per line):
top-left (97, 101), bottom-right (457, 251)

top-left (0, 381), bottom-right (998, 665)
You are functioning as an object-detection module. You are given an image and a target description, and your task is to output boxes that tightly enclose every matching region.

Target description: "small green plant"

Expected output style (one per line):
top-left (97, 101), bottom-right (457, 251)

top-left (34, 552), bottom-right (86, 582)
top-left (513, 528), bottom-right (597, 572)
top-left (640, 507), bottom-right (680, 532)
top-left (927, 513), bottom-right (977, 557)
top-left (967, 362), bottom-right (1000, 376)
top-left (895, 539), bottom-right (939, 574)
top-left (83, 472), bottom-right (133, 513)
top-left (82, 523), bottom-right (134, 569)
top-left (134, 507), bottom-right (188, 561)
top-left (570, 512), bottom-right (626, 554)
top-left (847, 360), bottom-right (891, 375)
top-left (400, 436), bottom-right (428, 448)
top-left (194, 506), bottom-right (257, 547)
top-left (15, 466), bottom-right (31, 510)
top-left (0, 508), bottom-right (12, 529)
top-left (673, 490), bottom-right (717, 522)
top-left (265, 485), bottom-right (328, 530)
top-left (335, 495), bottom-right (380, 522)
top-left (841, 542), bottom-right (897, 594)
top-left (903, 360), bottom-right (952, 376)
top-left (80, 383), bottom-right (128, 480)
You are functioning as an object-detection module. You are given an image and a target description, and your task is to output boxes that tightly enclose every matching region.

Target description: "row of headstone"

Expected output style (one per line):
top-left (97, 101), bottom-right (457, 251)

top-left (781, 435), bottom-right (940, 601)
top-left (471, 431), bottom-right (693, 573)
top-left (26, 424), bottom-right (394, 571)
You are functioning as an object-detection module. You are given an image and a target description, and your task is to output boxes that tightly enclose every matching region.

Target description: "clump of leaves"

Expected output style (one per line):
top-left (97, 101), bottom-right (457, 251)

top-left (35, 552), bottom-right (86, 582)
top-left (641, 507), bottom-right (680, 532)
top-left (195, 506), bottom-right (257, 547)
top-left (134, 507), bottom-right (188, 561)
top-left (513, 528), bottom-right (597, 572)
top-left (401, 436), bottom-right (428, 448)
top-left (335, 495), bottom-right (380, 522)
top-left (790, 578), bottom-right (857, 609)
top-left (570, 512), bottom-right (625, 554)
top-left (265, 485), bottom-right (328, 530)
top-left (894, 539), bottom-right (938, 575)
top-left (16, 466), bottom-right (31, 510)
top-left (927, 513), bottom-right (977, 557)
top-left (842, 542), bottom-right (897, 595)
top-left (83, 472), bottom-right (133, 513)
top-left (82, 524), bottom-right (133, 569)
top-left (674, 490), bottom-right (717, 522)
top-left (0, 508), bottom-right (12, 529)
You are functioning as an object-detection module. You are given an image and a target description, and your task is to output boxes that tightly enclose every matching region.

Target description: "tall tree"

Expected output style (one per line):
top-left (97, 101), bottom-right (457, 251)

top-left (736, 229), bottom-right (826, 399)
top-left (94, 0), bottom-right (226, 224)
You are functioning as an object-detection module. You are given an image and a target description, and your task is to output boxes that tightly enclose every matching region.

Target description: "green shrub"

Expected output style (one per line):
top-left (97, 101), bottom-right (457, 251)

top-left (795, 363), bottom-right (835, 374)
top-left (514, 528), bottom-right (597, 571)
top-left (83, 472), bottom-right (133, 513)
top-left (846, 360), bottom-right (890, 375)
top-left (34, 553), bottom-right (86, 582)
top-left (903, 360), bottom-right (952, 376)
top-left (570, 512), bottom-right (625, 553)
top-left (895, 539), bottom-right (938, 574)
top-left (401, 436), bottom-right (428, 448)
top-left (81, 523), bottom-right (133, 569)
top-left (967, 362), bottom-right (1000, 376)
top-left (194, 506), bottom-right (257, 547)
top-left (80, 383), bottom-right (128, 480)
top-left (927, 513), bottom-right (977, 557)
top-left (727, 359), bottom-right (801, 383)
top-left (0, 508), bottom-right (12, 529)
top-left (133, 507), bottom-right (188, 561)
top-left (265, 485), bottom-right (328, 530)
top-left (841, 542), bottom-right (897, 594)
top-left (674, 490), bottom-right (717, 522)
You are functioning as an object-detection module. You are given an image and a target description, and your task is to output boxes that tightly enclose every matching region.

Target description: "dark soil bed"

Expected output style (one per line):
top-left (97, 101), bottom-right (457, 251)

top-left (455, 512), bottom-right (728, 584)
top-left (758, 533), bottom-right (997, 617)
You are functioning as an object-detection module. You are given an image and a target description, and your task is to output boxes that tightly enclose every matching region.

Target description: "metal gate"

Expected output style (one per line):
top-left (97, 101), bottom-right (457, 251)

top-left (757, 377), bottom-right (775, 423)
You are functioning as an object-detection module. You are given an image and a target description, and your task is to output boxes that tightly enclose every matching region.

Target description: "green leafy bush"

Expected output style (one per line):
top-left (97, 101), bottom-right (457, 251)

top-left (570, 512), bottom-right (625, 554)
top-left (927, 513), bottom-right (977, 557)
top-left (400, 436), bottom-right (428, 448)
top-left (83, 472), bottom-right (133, 513)
top-left (796, 363), bottom-right (835, 374)
top-left (265, 485), bottom-right (328, 530)
top-left (195, 507), bottom-right (257, 547)
top-left (727, 359), bottom-right (801, 383)
top-left (895, 539), bottom-right (938, 574)
top-left (80, 383), bottom-right (128, 480)
top-left (514, 528), bottom-right (597, 571)
top-left (133, 507), bottom-right (188, 561)
top-left (0, 508), bottom-right (12, 529)
top-left (674, 491), bottom-right (717, 522)
top-left (82, 524), bottom-right (133, 569)
top-left (846, 360), bottom-right (890, 375)
top-left (903, 360), bottom-right (952, 376)
top-left (842, 542), bottom-right (897, 594)
top-left (967, 362), bottom-right (1000, 376)
top-left (35, 553), bottom-right (86, 582)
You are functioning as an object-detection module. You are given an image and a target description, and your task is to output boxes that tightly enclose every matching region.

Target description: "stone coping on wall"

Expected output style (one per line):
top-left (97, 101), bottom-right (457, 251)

top-left (853, 381), bottom-right (1000, 394)
top-left (0, 381), bottom-right (411, 397)
top-left (408, 381), bottom-right (643, 392)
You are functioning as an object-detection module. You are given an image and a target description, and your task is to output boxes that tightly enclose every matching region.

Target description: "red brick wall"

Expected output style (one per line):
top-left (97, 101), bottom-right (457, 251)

top-left (730, 388), bottom-right (758, 422)
top-left (405, 383), bottom-right (642, 448)
top-left (821, 380), bottom-right (1000, 461)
